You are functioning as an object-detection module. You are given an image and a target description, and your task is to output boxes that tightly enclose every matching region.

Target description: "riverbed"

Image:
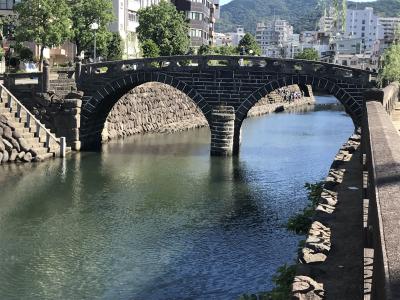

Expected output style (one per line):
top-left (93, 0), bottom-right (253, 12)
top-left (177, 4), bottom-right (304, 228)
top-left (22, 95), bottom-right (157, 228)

top-left (0, 96), bottom-right (353, 300)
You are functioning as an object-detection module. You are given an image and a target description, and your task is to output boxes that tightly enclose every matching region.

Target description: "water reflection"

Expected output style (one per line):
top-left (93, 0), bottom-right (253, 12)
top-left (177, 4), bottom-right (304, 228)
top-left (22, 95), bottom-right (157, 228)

top-left (0, 96), bottom-right (354, 300)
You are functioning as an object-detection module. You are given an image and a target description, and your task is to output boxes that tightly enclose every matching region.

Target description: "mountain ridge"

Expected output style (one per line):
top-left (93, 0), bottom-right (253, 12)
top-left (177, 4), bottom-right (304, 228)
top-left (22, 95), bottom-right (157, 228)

top-left (216, 0), bottom-right (400, 34)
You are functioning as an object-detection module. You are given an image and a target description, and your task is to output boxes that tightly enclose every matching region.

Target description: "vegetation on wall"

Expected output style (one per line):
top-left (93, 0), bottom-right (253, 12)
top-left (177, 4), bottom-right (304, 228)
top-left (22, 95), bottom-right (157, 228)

top-left (287, 182), bottom-right (324, 234)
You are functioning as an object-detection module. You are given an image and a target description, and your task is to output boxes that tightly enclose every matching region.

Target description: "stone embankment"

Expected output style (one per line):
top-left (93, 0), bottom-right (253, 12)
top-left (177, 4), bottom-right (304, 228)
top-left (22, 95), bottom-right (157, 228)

top-left (102, 83), bottom-right (314, 141)
top-left (0, 115), bottom-right (39, 164)
top-left (292, 131), bottom-right (362, 300)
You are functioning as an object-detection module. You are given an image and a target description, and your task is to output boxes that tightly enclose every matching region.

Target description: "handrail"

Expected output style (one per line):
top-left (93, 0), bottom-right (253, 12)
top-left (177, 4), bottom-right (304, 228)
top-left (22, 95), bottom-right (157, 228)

top-left (0, 83), bottom-right (66, 157)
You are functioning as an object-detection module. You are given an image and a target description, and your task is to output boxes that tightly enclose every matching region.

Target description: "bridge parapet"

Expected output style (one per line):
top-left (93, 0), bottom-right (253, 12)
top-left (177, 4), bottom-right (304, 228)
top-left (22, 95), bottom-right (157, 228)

top-left (363, 82), bottom-right (400, 299)
top-left (78, 55), bottom-right (376, 86)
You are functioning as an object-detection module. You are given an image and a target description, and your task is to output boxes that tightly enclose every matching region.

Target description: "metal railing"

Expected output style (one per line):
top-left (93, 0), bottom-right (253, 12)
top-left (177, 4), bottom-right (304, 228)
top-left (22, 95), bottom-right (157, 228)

top-left (0, 83), bottom-right (66, 157)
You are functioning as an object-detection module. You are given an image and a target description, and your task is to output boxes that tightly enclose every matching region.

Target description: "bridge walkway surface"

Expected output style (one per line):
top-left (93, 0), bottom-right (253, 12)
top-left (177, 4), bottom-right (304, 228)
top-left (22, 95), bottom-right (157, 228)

top-left (320, 148), bottom-right (364, 299)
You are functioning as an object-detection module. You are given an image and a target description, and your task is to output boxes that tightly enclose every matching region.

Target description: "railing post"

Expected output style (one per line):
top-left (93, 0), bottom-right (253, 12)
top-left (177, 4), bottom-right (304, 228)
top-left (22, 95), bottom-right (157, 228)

top-left (7, 94), bottom-right (12, 111)
top-left (26, 113), bottom-right (31, 129)
top-left (60, 137), bottom-right (66, 158)
top-left (45, 132), bottom-right (50, 148)
top-left (42, 59), bottom-right (50, 93)
top-left (35, 122), bottom-right (40, 138)
top-left (75, 57), bottom-right (82, 84)
top-left (16, 103), bottom-right (21, 119)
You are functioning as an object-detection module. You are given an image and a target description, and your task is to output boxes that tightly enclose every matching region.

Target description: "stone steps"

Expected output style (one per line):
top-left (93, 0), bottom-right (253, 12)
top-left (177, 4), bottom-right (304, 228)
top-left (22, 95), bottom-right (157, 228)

top-left (0, 91), bottom-right (67, 162)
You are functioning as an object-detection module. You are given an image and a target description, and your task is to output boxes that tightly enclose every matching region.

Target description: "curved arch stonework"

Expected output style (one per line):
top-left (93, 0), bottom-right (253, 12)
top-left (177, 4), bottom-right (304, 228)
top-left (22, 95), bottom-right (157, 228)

top-left (77, 56), bottom-right (376, 155)
top-left (235, 75), bottom-right (365, 127)
top-left (80, 71), bottom-right (213, 148)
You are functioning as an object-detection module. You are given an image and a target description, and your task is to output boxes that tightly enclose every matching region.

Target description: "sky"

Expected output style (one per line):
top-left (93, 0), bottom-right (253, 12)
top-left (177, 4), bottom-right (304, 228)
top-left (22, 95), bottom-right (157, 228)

top-left (220, 0), bottom-right (377, 6)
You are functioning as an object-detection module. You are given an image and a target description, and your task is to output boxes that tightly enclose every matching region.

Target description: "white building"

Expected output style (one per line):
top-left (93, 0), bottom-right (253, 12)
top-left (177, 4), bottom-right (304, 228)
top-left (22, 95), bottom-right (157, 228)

top-left (110, 0), bottom-right (161, 59)
top-left (214, 32), bottom-right (232, 46)
top-left (256, 19), bottom-right (294, 58)
top-left (379, 17), bottom-right (400, 49)
top-left (345, 7), bottom-right (384, 53)
top-left (229, 27), bottom-right (245, 46)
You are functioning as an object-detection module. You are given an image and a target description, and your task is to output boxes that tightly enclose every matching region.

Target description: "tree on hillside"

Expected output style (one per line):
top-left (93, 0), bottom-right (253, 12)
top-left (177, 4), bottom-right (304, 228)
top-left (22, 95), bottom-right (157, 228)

top-left (137, 1), bottom-right (190, 56)
top-left (379, 44), bottom-right (400, 85)
top-left (14, 0), bottom-right (71, 68)
top-left (295, 48), bottom-right (319, 61)
top-left (238, 33), bottom-right (261, 56)
top-left (69, 0), bottom-right (114, 57)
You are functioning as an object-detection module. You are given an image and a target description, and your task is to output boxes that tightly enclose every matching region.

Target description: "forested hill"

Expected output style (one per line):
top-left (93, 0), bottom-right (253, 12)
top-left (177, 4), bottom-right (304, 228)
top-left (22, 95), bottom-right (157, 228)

top-left (216, 0), bottom-right (400, 34)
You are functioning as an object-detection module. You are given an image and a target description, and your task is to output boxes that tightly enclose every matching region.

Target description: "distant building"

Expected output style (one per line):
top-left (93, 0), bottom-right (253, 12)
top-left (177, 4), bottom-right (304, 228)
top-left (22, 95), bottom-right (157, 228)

top-left (378, 17), bottom-right (400, 49)
top-left (256, 19), bottom-right (294, 58)
top-left (214, 32), bottom-right (232, 46)
top-left (345, 7), bottom-right (384, 53)
top-left (172, 0), bottom-right (220, 48)
top-left (110, 0), bottom-right (161, 59)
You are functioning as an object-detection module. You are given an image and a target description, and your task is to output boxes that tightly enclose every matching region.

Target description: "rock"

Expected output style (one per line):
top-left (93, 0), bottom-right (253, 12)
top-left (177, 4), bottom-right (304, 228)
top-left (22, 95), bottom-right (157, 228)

top-left (0, 152), bottom-right (3, 164)
top-left (0, 115), bottom-right (8, 124)
top-left (7, 137), bottom-right (20, 152)
top-left (12, 130), bottom-right (22, 139)
top-left (64, 91), bottom-right (84, 100)
top-left (9, 149), bottom-right (18, 161)
top-left (2, 139), bottom-right (13, 151)
top-left (0, 138), bottom-right (4, 152)
top-left (22, 152), bottom-right (32, 162)
top-left (2, 150), bottom-right (9, 163)
top-left (292, 276), bottom-right (325, 300)
top-left (2, 126), bottom-right (12, 139)
top-left (18, 138), bottom-right (31, 152)
top-left (18, 151), bottom-right (25, 160)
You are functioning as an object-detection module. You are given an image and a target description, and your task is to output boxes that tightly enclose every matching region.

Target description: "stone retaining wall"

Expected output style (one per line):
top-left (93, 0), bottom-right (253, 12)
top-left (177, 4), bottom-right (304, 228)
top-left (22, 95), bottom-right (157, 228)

top-left (0, 115), bottom-right (38, 164)
top-left (292, 131), bottom-right (362, 299)
top-left (102, 83), bottom-right (315, 142)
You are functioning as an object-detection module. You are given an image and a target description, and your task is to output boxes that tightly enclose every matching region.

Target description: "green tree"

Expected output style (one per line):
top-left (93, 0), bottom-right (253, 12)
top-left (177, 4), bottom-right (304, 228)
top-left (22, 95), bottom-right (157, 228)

top-left (295, 48), bottom-right (319, 61)
top-left (14, 0), bottom-right (72, 67)
top-left (137, 1), bottom-right (190, 56)
top-left (141, 39), bottom-right (160, 58)
top-left (238, 33), bottom-right (261, 55)
top-left (379, 44), bottom-right (400, 85)
top-left (107, 32), bottom-right (123, 60)
top-left (198, 44), bottom-right (212, 55)
top-left (69, 0), bottom-right (114, 56)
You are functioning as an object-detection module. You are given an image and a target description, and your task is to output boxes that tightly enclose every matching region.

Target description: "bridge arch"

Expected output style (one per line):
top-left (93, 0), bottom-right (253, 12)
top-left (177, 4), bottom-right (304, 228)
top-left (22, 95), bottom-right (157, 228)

top-left (80, 71), bottom-right (213, 148)
top-left (235, 75), bottom-right (363, 128)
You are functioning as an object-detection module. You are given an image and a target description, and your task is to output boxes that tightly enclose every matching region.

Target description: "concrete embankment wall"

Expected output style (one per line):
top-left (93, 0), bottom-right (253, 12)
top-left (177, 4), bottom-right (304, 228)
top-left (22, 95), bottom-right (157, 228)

top-left (292, 131), bottom-right (362, 299)
top-left (102, 83), bottom-right (315, 142)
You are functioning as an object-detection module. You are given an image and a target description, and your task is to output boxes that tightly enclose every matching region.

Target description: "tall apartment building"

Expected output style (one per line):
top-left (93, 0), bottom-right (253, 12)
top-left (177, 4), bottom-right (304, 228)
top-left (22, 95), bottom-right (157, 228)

top-left (171, 0), bottom-right (220, 48)
top-left (110, 0), bottom-right (162, 59)
top-left (345, 7), bottom-right (383, 53)
top-left (256, 19), bottom-right (294, 57)
top-left (378, 17), bottom-right (400, 49)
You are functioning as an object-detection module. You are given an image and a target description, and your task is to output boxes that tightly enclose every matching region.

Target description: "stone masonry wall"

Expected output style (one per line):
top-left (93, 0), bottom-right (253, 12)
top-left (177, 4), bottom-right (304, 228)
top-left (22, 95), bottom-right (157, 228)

top-left (102, 83), bottom-right (315, 142)
top-left (0, 115), bottom-right (39, 164)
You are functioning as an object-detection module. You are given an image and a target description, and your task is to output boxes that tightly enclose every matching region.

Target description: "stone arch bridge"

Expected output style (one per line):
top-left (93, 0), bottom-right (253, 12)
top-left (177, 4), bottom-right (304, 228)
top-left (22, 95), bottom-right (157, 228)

top-left (76, 55), bottom-right (377, 156)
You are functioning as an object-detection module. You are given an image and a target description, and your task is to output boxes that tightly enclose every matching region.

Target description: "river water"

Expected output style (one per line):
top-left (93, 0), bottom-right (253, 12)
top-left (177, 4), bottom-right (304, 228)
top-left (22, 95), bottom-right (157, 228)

top-left (0, 96), bottom-right (353, 300)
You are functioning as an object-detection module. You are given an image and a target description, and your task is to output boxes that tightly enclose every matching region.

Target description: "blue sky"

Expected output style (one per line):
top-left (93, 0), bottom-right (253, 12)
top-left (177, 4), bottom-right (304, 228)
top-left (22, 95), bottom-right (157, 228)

top-left (220, 0), bottom-right (377, 5)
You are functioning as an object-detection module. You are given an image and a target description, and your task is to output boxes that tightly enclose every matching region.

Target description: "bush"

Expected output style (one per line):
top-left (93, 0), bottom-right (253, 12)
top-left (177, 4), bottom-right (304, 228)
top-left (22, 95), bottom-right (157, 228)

top-left (19, 47), bottom-right (33, 61)
top-left (286, 182), bottom-right (324, 234)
